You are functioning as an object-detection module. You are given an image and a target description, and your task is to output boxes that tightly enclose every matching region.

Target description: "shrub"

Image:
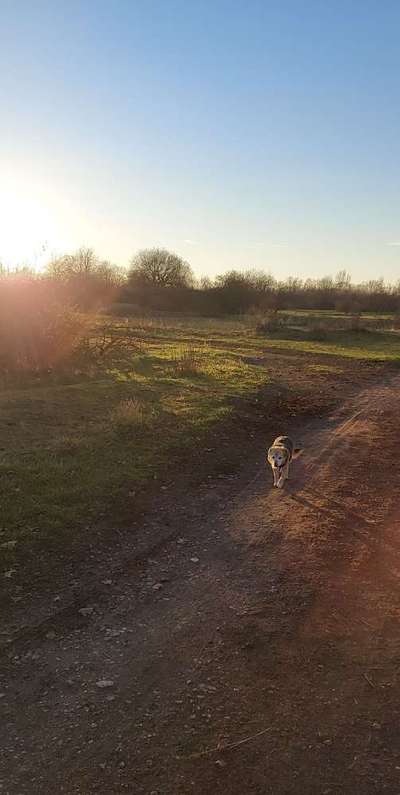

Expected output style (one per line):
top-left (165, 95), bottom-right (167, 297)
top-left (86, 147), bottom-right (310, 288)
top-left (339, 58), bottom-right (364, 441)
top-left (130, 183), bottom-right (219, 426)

top-left (0, 276), bottom-right (87, 373)
top-left (256, 309), bottom-right (283, 334)
top-left (71, 321), bottom-right (142, 372)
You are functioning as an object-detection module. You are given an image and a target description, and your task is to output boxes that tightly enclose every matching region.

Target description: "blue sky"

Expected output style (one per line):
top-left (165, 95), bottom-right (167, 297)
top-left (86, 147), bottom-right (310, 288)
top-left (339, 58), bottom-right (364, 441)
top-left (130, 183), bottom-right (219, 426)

top-left (1, 0), bottom-right (399, 281)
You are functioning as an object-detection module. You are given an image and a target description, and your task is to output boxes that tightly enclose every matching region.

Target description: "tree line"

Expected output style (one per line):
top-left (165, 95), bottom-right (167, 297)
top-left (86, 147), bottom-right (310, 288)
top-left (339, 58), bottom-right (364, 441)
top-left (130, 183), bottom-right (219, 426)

top-left (2, 246), bottom-right (400, 315)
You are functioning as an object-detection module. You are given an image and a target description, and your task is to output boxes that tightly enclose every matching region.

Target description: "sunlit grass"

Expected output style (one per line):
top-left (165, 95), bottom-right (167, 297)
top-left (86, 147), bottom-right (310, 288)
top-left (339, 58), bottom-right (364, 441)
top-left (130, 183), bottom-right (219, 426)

top-left (260, 330), bottom-right (400, 360)
top-left (0, 328), bottom-right (267, 547)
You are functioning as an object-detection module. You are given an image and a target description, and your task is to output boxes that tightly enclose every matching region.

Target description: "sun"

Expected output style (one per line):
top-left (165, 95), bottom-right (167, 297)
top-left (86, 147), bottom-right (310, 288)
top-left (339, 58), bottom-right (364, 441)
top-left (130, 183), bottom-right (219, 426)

top-left (0, 180), bottom-right (64, 270)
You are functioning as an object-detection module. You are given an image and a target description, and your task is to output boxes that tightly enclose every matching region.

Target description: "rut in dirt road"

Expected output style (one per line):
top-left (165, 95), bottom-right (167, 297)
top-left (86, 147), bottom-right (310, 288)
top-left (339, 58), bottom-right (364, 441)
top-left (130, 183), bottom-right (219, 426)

top-left (2, 375), bottom-right (400, 794)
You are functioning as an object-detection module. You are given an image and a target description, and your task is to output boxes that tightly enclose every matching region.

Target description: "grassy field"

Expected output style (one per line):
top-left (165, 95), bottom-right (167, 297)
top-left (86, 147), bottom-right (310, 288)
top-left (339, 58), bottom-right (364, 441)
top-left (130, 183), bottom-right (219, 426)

top-left (1, 311), bottom-right (399, 569)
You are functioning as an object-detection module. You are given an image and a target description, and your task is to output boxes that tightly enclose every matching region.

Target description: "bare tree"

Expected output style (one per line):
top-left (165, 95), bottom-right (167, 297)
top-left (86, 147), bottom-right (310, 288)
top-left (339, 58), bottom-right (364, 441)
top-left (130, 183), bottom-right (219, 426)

top-left (128, 248), bottom-right (193, 289)
top-left (47, 248), bottom-right (125, 309)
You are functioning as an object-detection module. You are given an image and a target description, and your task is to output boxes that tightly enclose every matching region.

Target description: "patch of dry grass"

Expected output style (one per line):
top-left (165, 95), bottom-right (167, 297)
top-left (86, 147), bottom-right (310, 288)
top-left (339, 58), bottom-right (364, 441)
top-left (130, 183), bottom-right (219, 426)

top-left (171, 346), bottom-right (204, 377)
top-left (110, 397), bottom-right (148, 427)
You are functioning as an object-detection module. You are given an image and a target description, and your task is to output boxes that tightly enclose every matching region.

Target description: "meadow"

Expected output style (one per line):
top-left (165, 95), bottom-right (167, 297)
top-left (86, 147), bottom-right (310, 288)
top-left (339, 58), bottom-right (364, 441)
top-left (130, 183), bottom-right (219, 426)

top-left (1, 309), bottom-right (400, 573)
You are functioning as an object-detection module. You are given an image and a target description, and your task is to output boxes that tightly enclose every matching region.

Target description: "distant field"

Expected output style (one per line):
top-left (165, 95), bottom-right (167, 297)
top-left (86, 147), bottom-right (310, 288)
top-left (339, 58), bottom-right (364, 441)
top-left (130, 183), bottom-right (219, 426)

top-left (1, 310), bottom-right (399, 568)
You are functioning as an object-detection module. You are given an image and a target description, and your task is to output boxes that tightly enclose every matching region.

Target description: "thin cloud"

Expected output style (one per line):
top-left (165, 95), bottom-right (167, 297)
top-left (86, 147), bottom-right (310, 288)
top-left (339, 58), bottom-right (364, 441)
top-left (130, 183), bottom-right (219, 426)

top-left (248, 242), bottom-right (290, 249)
top-left (387, 242), bottom-right (400, 247)
top-left (183, 239), bottom-right (198, 246)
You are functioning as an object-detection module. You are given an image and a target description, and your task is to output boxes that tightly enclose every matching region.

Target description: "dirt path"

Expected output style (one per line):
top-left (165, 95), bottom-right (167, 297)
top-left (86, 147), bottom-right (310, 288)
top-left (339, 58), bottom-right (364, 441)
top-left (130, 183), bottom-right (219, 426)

top-left (2, 375), bottom-right (400, 794)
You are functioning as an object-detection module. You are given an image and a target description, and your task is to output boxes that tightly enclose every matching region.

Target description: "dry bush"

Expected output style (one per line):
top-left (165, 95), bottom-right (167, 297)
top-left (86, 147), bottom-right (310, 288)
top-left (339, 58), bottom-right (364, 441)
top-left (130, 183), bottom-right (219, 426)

top-left (79, 321), bottom-right (140, 359)
top-left (0, 277), bottom-right (87, 374)
top-left (110, 398), bottom-right (147, 428)
top-left (256, 309), bottom-right (283, 334)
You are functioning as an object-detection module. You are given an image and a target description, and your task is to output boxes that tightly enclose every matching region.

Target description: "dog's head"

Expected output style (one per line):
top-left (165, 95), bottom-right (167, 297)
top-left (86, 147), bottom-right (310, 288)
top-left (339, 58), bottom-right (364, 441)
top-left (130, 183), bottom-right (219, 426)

top-left (267, 446), bottom-right (288, 470)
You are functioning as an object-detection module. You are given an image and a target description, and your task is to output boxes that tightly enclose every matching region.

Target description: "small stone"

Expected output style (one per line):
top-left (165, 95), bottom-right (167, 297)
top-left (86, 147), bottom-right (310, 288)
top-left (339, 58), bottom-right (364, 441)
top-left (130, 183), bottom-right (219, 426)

top-left (190, 557), bottom-right (199, 563)
top-left (152, 583), bottom-right (163, 591)
top-left (46, 631), bottom-right (56, 640)
top-left (1, 540), bottom-right (17, 549)
top-left (4, 569), bottom-right (16, 578)
top-left (96, 679), bottom-right (115, 689)
top-left (215, 759), bottom-right (226, 768)
top-left (102, 579), bottom-right (112, 585)
top-left (79, 606), bottom-right (94, 616)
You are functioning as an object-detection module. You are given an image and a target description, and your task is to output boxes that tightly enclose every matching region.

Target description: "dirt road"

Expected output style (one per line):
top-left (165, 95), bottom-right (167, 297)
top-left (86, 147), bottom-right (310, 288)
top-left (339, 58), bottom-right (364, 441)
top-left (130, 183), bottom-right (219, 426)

top-left (2, 374), bottom-right (400, 794)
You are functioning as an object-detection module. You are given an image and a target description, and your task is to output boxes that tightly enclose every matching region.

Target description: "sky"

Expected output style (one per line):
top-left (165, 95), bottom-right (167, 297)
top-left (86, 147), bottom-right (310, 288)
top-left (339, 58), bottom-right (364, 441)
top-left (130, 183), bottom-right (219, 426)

top-left (0, 0), bottom-right (399, 282)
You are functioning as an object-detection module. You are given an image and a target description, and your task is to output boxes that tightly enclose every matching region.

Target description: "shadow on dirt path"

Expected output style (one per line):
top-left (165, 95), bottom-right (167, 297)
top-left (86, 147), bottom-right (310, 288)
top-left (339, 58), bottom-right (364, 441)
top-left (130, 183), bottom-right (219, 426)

top-left (2, 376), bottom-right (400, 794)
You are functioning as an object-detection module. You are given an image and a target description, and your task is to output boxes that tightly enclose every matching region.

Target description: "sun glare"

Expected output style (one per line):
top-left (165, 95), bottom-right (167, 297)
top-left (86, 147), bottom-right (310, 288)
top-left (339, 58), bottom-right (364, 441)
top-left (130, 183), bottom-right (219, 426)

top-left (0, 183), bottom-right (64, 270)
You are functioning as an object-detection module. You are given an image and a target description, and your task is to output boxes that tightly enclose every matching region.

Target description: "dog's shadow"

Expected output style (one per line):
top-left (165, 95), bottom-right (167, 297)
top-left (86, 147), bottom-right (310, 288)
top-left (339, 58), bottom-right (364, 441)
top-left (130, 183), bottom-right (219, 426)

top-left (286, 485), bottom-right (376, 531)
top-left (266, 450), bottom-right (373, 529)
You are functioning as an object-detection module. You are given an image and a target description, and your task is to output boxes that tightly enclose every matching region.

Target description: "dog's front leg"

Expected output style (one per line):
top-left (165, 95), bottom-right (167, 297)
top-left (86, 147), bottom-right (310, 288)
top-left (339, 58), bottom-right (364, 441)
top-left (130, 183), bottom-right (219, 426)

top-left (273, 467), bottom-right (278, 487)
top-left (277, 463), bottom-right (289, 488)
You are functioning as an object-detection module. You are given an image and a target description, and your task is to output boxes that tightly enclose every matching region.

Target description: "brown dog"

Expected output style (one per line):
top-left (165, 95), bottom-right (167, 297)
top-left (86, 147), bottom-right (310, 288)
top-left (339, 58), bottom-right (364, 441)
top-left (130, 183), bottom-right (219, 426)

top-left (267, 435), bottom-right (301, 488)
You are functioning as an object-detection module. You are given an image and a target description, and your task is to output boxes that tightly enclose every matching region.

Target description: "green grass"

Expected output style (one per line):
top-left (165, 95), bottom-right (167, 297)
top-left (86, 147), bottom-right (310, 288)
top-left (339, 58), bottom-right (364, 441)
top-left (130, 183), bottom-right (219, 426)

top-left (1, 311), bottom-right (399, 558)
top-left (260, 330), bottom-right (400, 360)
top-left (0, 327), bottom-right (267, 549)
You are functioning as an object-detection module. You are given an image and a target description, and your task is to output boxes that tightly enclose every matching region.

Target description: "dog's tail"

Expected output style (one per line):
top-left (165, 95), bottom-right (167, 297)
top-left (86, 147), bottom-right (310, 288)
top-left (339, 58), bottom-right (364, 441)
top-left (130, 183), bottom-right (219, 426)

top-left (292, 447), bottom-right (303, 459)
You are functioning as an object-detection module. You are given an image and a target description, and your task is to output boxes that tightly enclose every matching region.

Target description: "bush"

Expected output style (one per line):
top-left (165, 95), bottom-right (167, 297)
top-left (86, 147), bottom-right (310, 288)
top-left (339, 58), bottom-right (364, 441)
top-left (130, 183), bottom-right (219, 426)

top-left (0, 277), bottom-right (87, 373)
top-left (256, 309), bottom-right (283, 334)
top-left (76, 321), bottom-right (141, 365)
